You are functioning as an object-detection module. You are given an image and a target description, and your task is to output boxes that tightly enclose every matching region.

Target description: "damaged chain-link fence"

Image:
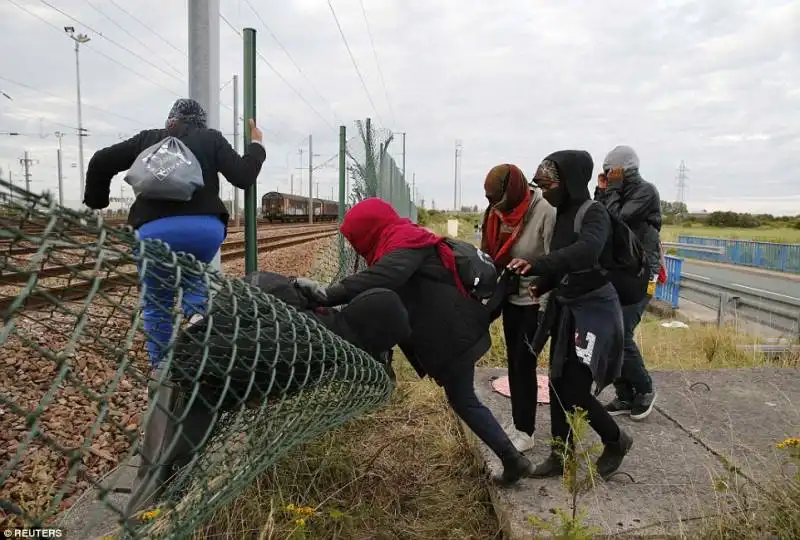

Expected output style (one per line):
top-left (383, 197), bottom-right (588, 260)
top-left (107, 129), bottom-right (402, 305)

top-left (345, 119), bottom-right (418, 222)
top-left (0, 178), bottom-right (394, 539)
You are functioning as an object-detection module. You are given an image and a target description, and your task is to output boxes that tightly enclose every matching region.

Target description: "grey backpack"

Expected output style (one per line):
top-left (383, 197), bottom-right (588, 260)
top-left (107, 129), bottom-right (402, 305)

top-left (124, 136), bottom-right (204, 202)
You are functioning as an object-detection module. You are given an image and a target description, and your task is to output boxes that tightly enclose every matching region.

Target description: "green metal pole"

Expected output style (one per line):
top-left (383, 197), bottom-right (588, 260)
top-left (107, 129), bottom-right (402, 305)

top-left (243, 27), bottom-right (258, 274)
top-left (338, 125), bottom-right (346, 221)
top-left (337, 125), bottom-right (346, 271)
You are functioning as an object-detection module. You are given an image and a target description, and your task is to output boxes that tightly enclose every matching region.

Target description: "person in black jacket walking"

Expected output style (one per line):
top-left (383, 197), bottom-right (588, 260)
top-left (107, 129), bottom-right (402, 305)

top-left (83, 98), bottom-right (266, 369)
top-left (595, 145), bottom-right (660, 420)
top-left (294, 197), bottom-right (535, 485)
top-left (507, 150), bottom-right (633, 479)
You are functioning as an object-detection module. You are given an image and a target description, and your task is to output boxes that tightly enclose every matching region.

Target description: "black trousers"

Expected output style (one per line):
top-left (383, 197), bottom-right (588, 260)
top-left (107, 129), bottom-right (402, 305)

top-left (550, 354), bottom-right (621, 447)
top-left (501, 302), bottom-right (540, 436)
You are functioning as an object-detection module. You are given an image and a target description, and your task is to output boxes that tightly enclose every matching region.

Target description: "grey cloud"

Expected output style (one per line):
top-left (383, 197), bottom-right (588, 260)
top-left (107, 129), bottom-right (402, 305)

top-left (0, 0), bottom-right (797, 215)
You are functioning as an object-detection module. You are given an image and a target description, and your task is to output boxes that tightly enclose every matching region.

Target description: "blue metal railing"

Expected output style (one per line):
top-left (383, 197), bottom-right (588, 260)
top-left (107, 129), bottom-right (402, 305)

top-left (654, 255), bottom-right (682, 308)
top-left (677, 236), bottom-right (800, 274)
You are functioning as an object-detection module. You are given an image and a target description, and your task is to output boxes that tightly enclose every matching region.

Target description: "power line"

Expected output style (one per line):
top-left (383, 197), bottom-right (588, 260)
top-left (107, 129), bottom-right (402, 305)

top-left (37, 0), bottom-right (185, 83)
top-left (106, 0), bottom-right (187, 57)
top-left (219, 13), bottom-right (336, 132)
top-left (327, 0), bottom-right (383, 126)
top-left (6, 0), bottom-right (183, 97)
top-left (358, 0), bottom-right (395, 127)
top-left (0, 75), bottom-right (149, 127)
top-left (243, 0), bottom-right (341, 127)
top-left (82, 0), bottom-right (184, 77)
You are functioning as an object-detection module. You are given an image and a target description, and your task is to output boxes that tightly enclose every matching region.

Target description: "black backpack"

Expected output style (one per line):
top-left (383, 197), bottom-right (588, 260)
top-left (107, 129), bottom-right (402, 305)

top-left (573, 200), bottom-right (649, 306)
top-left (443, 238), bottom-right (499, 300)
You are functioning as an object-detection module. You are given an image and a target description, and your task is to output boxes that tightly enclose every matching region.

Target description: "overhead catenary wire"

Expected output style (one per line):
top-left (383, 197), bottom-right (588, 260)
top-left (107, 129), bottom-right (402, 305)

top-left (219, 13), bottom-right (337, 132)
top-left (0, 75), bottom-right (150, 128)
top-left (106, 0), bottom-right (187, 57)
top-left (37, 0), bottom-right (186, 84)
top-left (243, 0), bottom-right (342, 128)
top-left (81, 0), bottom-right (184, 77)
top-left (358, 0), bottom-right (396, 127)
top-left (6, 0), bottom-right (183, 97)
top-left (327, 0), bottom-right (384, 127)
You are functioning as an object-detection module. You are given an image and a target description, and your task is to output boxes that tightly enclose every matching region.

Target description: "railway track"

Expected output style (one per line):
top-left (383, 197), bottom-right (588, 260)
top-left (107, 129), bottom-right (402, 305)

top-left (0, 222), bottom-right (324, 257)
top-left (0, 226), bottom-right (337, 313)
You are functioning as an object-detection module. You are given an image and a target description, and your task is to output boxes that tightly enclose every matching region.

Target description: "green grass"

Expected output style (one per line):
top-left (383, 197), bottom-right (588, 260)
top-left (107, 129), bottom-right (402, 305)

top-left (199, 214), bottom-right (797, 539)
top-left (662, 224), bottom-right (800, 244)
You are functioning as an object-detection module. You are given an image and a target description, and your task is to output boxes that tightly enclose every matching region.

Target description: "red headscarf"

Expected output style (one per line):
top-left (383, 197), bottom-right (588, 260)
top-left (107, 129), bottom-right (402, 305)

top-left (480, 164), bottom-right (532, 267)
top-left (340, 198), bottom-right (469, 296)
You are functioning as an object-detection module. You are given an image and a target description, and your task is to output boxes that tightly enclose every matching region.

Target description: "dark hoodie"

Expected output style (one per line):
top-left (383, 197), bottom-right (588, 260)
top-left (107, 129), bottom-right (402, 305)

top-left (528, 150), bottom-right (615, 300)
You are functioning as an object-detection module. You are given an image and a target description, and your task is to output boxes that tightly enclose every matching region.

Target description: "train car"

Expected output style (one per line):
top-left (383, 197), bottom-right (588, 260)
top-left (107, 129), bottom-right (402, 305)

top-left (262, 192), bottom-right (340, 223)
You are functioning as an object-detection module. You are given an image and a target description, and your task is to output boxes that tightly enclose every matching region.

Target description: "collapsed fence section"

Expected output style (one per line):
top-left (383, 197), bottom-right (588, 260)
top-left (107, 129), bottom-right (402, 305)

top-left (0, 179), bottom-right (393, 538)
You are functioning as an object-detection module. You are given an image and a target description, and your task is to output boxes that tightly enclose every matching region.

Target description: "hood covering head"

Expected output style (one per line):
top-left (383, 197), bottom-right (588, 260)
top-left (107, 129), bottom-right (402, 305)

top-left (533, 150), bottom-right (594, 207)
top-left (166, 98), bottom-right (207, 129)
top-left (602, 145), bottom-right (639, 175)
top-left (340, 198), bottom-right (468, 296)
top-left (483, 164), bottom-right (530, 213)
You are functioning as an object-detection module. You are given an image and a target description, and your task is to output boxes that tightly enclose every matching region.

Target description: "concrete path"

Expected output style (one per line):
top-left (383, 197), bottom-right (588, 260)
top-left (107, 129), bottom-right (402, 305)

top-left (468, 367), bottom-right (800, 539)
top-left (58, 455), bottom-right (139, 539)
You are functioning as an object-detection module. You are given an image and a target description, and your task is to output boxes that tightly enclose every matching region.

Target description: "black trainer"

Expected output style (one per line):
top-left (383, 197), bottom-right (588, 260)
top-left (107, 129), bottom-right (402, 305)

top-left (630, 391), bottom-right (656, 421)
top-left (604, 398), bottom-right (632, 416)
top-left (531, 452), bottom-right (564, 478)
top-left (596, 429), bottom-right (633, 479)
top-left (491, 450), bottom-right (535, 486)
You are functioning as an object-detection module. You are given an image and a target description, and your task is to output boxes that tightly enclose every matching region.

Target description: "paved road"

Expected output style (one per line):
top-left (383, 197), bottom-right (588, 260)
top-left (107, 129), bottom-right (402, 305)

top-left (681, 260), bottom-right (800, 302)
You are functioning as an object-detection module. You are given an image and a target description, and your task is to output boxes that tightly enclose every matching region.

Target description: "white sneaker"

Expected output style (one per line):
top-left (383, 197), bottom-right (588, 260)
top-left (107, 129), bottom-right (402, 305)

top-left (509, 429), bottom-right (535, 453)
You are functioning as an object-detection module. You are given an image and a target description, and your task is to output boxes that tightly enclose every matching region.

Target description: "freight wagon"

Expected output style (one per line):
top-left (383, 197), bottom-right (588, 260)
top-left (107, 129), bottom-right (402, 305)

top-left (261, 192), bottom-right (339, 223)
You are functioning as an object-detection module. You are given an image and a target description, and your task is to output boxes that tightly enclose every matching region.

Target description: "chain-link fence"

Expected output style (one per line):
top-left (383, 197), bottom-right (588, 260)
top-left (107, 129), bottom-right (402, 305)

top-left (345, 118), bottom-right (418, 223)
top-left (0, 178), bottom-right (393, 538)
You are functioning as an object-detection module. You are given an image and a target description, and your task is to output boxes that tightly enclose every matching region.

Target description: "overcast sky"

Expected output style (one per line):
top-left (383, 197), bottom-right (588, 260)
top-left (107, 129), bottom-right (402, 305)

top-left (1, 0), bottom-right (798, 215)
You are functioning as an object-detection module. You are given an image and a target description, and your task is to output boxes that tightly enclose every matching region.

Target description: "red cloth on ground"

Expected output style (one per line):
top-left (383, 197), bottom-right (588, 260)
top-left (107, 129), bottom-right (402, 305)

top-left (340, 198), bottom-right (468, 296)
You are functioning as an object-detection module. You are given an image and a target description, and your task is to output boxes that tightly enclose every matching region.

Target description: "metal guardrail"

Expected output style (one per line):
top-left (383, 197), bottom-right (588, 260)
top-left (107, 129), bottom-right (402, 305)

top-left (654, 255), bottom-right (682, 308)
top-left (677, 235), bottom-right (800, 274)
top-left (662, 242), bottom-right (725, 255)
top-left (679, 272), bottom-right (800, 337)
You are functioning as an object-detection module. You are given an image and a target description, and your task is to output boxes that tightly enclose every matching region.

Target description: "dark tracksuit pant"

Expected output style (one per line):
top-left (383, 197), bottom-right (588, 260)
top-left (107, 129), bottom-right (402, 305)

top-left (501, 302), bottom-right (540, 436)
top-left (550, 354), bottom-right (621, 447)
top-left (614, 296), bottom-right (654, 401)
top-left (440, 362), bottom-right (518, 461)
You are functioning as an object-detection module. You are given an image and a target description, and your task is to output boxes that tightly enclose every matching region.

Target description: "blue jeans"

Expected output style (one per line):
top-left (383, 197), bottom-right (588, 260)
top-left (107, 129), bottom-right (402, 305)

top-left (136, 215), bottom-right (225, 368)
top-left (614, 296), bottom-right (654, 400)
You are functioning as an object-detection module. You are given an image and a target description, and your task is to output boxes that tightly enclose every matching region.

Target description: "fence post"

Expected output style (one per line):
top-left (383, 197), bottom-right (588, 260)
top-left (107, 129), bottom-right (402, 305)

top-left (243, 27), bottom-right (258, 274)
top-left (716, 293), bottom-right (725, 328)
top-left (338, 125), bottom-right (346, 271)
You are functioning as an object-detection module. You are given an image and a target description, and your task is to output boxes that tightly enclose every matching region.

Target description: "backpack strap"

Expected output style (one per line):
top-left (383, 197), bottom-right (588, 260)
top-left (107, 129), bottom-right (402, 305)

top-left (573, 199), bottom-right (597, 235)
top-left (569, 199), bottom-right (606, 277)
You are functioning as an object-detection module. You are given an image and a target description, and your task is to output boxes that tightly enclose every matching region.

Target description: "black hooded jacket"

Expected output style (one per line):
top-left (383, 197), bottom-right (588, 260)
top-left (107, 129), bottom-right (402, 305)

top-left (528, 150), bottom-right (615, 300)
top-left (595, 171), bottom-right (662, 276)
top-left (83, 125), bottom-right (265, 231)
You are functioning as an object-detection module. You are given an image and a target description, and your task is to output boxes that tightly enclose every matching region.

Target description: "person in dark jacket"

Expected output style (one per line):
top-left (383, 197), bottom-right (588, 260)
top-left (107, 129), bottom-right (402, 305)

top-left (481, 163), bottom-right (555, 453)
top-left (594, 145), bottom-right (660, 420)
top-left (83, 98), bottom-right (266, 369)
top-left (507, 150), bottom-right (633, 479)
top-left (125, 270), bottom-right (411, 520)
top-left (293, 197), bottom-right (535, 485)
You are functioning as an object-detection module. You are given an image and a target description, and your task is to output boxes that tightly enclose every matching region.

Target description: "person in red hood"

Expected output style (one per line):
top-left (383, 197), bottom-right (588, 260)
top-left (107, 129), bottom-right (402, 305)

top-left (294, 197), bottom-right (535, 485)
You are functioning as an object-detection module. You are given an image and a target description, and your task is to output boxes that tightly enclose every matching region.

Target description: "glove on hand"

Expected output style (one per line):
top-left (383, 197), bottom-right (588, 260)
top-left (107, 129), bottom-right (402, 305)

top-left (293, 277), bottom-right (329, 305)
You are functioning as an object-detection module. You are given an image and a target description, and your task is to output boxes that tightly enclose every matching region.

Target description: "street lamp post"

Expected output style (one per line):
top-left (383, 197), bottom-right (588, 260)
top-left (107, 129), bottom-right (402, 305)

top-left (64, 26), bottom-right (90, 201)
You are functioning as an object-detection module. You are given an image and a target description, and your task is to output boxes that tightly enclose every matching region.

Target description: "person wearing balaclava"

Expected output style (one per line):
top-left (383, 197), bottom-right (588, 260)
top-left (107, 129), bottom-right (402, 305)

top-left (83, 98), bottom-right (267, 369)
top-left (481, 163), bottom-right (555, 453)
top-left (505, 150), bottom-right (632, 480)
top-left (595, 145), bottom-right (661, 421)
